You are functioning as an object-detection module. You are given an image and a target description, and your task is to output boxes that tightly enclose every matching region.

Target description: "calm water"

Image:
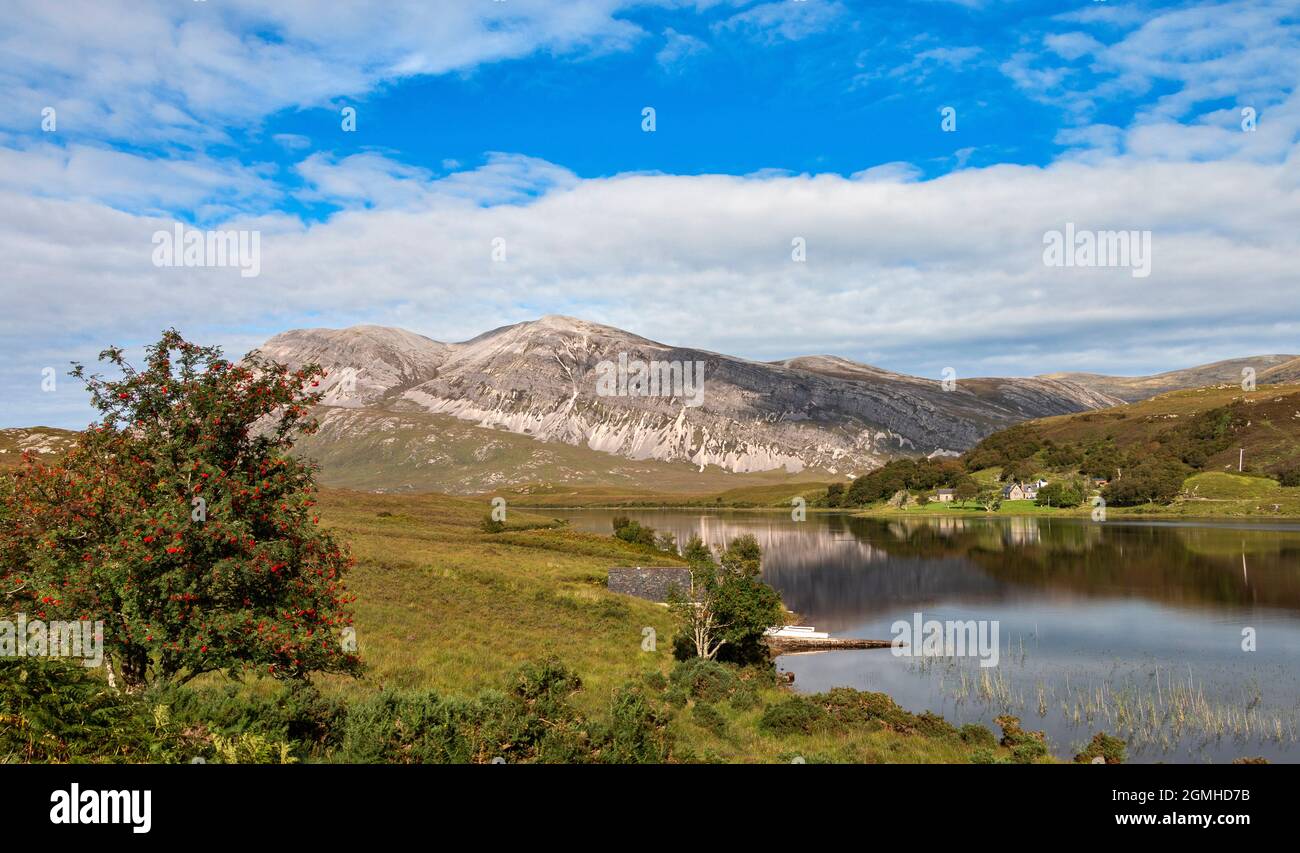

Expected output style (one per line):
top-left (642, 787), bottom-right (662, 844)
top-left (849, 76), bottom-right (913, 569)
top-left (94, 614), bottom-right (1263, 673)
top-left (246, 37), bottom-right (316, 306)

top-left (557, 509), bottom-right (1300, 763)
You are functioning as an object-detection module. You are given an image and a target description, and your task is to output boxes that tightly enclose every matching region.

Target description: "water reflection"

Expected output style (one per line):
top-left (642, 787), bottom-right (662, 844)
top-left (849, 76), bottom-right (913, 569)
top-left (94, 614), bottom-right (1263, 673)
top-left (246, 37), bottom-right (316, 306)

top-left (557, 509), bottom-right (1300, 763)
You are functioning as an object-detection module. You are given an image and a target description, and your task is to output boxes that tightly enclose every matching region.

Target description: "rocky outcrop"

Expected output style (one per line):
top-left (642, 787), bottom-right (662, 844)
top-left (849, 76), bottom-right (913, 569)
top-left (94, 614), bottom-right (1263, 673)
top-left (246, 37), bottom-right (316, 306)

top-left (255, 316), bottom-right (1248, 478)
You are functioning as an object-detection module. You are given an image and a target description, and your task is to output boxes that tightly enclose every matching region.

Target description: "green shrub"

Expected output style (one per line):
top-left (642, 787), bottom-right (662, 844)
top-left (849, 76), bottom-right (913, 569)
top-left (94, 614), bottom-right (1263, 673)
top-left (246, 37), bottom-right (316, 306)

top-left (157, 680), bottom-right (344, 754)
top-left (1012, 739), bottom-right (1048, 763)
top-left (599, 685), bottom-right (671, 763)
top-left (0, 659), bottom-right (156, 763)
top-left (757, 696), bottom-right (830, 736)
top-left (512, 657), bottom-right (582, 708)
top-left (968, 747), bottom-right (1003, 764)
top-left (663, 685), bottom-right (689, 708)
top-left (817, 687), bottom-right (956, 738)
top-left (611, 516), bottom-right (658, 547)
top-left (1102, 457), bottom-right (1187, 505)
top-left (913, 711), bottom-right (959, 741)
top-left (959, 723), bottom-right (997, 749)
top-left (338, 658), bottom-right (593, 764)
top-left (209, 731), bottom-right (297, 764)
top-left (1074, 732), bottom-right (1126, 764)
top-left (728, 683), bottom-right (760, 712)
top-left (820, 687), bottom-right (899, 729)
top-left (642, 670), bottom-right (668, 692)
top-left (996, 714), bottom-right (1049, 763)
top-left (1271, 461), bottom-right (1300, 487)
top-left (692, 702), bottom-right (728, 737)
top-left (669, 658), bottom-right (737, 703)
top-left (1036, 479), bottom-right (1086, 508)
top-left (339, 690), bottom-right (475, 763)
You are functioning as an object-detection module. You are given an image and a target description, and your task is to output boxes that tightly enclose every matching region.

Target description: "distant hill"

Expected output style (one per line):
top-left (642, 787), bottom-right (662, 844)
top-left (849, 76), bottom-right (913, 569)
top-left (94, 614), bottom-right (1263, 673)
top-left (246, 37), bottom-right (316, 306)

top-left (8, 320), bottom-right (1291, 496)
top-left (1037, 355), bottom-right (1297, 403)
top-left (989, 383), bottom-right (1300, 475)
top-left (0, 427), bottom-right (77, 469)
top-left (253, 317), bottom-right (1292, 491)
top-left (1260, 356), bottom-right (1300, 385)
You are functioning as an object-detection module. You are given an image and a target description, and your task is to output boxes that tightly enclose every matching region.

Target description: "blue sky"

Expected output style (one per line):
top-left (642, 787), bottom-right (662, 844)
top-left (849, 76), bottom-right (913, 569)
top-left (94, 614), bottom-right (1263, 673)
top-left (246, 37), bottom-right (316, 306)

top-left (29, 0), bottom-right (1193, 220)
top-left (2, 0), bottom-right (1299, 428)
top-left (254, 0), bottom-right (1072, 209)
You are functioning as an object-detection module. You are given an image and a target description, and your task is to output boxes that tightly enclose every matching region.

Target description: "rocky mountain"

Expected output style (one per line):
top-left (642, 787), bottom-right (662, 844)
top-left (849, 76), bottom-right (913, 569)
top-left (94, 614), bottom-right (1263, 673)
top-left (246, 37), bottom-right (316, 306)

top-left (0, 427), bottom-right (78, 470)
top-left (259, 325), bottom-right (450, 406)
top-left (254, 315), bottom-right (1215, 488)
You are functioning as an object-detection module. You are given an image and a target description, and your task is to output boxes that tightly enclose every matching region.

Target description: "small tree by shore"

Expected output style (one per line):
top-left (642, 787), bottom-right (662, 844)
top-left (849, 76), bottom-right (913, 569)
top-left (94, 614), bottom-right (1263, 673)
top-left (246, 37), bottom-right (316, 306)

top-left (669, 534), bottom-right (782, 664)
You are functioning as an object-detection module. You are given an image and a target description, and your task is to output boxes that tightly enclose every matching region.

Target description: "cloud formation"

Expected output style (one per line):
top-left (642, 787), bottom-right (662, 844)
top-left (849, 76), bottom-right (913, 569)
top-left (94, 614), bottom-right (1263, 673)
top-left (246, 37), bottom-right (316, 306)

top-left (2, 0), bottom-right (1298, 428)
top-left (5, 146), bottom-right (1298, 427)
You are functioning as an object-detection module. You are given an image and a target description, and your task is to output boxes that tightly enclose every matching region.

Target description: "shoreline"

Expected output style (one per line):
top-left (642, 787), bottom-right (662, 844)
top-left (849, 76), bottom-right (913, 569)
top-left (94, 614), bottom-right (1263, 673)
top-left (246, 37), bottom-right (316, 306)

top-left (522, 504), bottom-right (1300, 522)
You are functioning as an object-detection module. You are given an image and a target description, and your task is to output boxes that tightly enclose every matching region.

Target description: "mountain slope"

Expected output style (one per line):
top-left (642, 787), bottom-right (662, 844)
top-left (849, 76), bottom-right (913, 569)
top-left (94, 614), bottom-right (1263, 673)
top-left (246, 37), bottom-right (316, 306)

top-left (258, 325), bottom-right (450, 407)
top-left (1260, 356), bottom-right (1300, 385)
top-left (0, 427), bottom-right (77, 469)
top-left (255, 317), bottom-right (1294, 490)
top-left (1038, 355), bottom-right (1297, 403)
top-left (292, 407), bottom-right (828, 495)
top-left (262, 316), bottom-right (1132, 482)
top-left (1002, 383), bottom-right (1300, 475)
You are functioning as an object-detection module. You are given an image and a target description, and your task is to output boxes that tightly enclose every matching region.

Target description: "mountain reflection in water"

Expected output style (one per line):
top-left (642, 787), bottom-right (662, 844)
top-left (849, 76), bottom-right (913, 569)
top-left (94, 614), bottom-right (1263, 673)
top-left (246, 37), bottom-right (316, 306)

top-left (557, 509), bottom-right (1300, 763)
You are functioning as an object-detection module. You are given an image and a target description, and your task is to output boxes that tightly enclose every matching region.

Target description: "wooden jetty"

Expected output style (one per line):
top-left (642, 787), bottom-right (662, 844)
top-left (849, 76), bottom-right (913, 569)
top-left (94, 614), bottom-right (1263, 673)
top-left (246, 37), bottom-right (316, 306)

top-left (764, 634), bottom-right (896, 654)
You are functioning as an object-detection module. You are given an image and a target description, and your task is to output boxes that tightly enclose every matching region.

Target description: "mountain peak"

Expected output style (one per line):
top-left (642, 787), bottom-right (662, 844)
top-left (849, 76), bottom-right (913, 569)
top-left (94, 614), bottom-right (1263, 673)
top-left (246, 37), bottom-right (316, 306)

top-left (254, 317), bottom-right (1289, 480)
top-left (529, 314), bottom-right (646, 338)
top-left (258, 324), bottom-right (449, 407)
top-left (536, 314), bottom-right (588, 327)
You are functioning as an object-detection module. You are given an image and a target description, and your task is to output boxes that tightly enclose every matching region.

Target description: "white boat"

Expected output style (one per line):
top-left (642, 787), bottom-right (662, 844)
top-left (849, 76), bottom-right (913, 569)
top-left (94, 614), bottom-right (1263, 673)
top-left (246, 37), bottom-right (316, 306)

top-left (764, 625), bottom-right (830, 639)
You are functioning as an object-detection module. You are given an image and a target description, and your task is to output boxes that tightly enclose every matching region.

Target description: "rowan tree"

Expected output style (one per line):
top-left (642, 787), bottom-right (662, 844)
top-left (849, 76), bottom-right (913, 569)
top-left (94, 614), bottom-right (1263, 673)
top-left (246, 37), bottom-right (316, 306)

top-left (0, 330), bottom-right (361, 690)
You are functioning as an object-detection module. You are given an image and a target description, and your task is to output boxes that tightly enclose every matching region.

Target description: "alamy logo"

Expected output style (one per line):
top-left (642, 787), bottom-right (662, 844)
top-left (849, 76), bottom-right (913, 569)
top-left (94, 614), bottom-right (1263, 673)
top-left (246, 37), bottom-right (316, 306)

top-left (152, 223), bottom-right (261, 278)
top-left (890, 611), bottom-right (1000, 668)
top-left (595, 353), bottom-right (705, 407)
top-left (50, 784), bottom-right (151, 834)
top-left (1042, 223), bottom-right (1151, 278)
top-left (0, 614), bottom-right (103, 667)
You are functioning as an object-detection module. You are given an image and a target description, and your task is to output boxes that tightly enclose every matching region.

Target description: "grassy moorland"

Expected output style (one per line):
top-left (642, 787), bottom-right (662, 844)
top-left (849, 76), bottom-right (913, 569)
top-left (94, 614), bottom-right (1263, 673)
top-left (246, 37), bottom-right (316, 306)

top-left (1021, 383), bottom-right (1300, 472)
top-left (505, 384), bottom-right (1300, 518)
top-left (0, 476), bottom-right (1051, 763)
top-left (305, 488), bottom-right (1042, 763)
top-left (500, 480), bottom-right (836, 509)
top-left (505, 469), bottom-right (1300, 519)
top-left (294, 407), bottom-right (832, 496)
top-left (857, 472), bottom-right (1300, 519)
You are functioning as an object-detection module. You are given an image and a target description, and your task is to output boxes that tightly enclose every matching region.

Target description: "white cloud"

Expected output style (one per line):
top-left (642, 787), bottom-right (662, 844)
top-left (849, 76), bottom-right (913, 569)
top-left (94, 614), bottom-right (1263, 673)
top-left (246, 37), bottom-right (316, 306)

top-left (1044, 32), bottom-right (1103, 62)
top-left (273, 134), bottom-right (313, 151)
top-left (713, 1), bottom-right (847, 45)
top-left (656, 28), bottom-right (710, 71)
top-left (0, 0), bottom-right (646, 144)
top-left (4, 148), bottom-right (1299, 427)
top-left (1009, 0), bottom-right (1300, 159)
top-left (0, 141), bottom-right (280, 216)
top-left (294, 151), bottom-right (580, 210)
top-left (861, 45), bottom-right (985, 88)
